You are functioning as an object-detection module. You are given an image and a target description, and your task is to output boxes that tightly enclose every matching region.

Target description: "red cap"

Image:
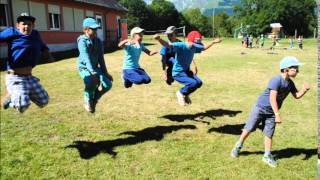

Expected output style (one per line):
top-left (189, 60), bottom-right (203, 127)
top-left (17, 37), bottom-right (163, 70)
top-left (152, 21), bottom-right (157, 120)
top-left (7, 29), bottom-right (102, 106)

top-left (187, 31), bottom-right (202, 42)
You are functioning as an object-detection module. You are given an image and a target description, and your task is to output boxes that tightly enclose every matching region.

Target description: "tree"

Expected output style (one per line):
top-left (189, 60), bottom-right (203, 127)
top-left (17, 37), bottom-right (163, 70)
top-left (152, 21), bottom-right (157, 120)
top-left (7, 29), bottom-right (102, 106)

top-left (182, 8), bottom-right (212, 37)
top-left (214, 13), bottom-right (233, 37)
top-left (149, 0), bottom-right (180, 30)
top-left (119, 0), bottom-right (151, 30)
top-left (233, 0), bottom-right (317, 37)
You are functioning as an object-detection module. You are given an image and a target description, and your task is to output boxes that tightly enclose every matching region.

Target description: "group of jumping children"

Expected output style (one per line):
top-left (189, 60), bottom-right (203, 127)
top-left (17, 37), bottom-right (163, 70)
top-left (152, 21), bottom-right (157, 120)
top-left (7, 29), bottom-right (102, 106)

top-left (0, 14), bottom-right (310, 168)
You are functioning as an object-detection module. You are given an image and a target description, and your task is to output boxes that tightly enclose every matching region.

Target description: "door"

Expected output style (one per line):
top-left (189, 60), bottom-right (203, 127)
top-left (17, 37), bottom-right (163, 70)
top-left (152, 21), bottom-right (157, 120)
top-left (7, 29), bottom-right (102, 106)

top-left (95, 14), bottom-right (104, 41)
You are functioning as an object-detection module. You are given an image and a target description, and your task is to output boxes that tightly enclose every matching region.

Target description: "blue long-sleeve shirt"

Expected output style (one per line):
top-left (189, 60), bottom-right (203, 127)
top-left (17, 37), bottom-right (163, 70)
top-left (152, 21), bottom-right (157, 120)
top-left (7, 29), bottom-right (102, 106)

top-left (77, 35), bottom-right (107, 74)
top-left (0, 27), bottom-right (48, 70)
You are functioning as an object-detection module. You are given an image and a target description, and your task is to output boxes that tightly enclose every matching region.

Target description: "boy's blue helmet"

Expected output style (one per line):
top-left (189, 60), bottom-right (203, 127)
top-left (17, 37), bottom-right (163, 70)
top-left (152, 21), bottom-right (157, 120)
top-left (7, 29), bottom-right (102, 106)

top-left (279, 56), bottom-right (303, 70)
top-left (83, 18), bottom-right (100, 29)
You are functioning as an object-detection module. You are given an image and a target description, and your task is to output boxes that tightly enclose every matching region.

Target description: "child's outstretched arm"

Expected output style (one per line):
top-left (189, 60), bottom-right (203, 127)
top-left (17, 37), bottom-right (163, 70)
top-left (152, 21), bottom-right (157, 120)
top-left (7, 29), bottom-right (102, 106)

top-left (0, 28), bottom-right (14, 43)
top-left (118, 39), bottom-right (129, 49)
top-left (292, 83), bottom-right (310, 99)
top-left (202, 38), bottom-right (222, 51)
top-left (143, 48), bottom-right (158, 56)
top-left (153, 34), bottom-right (173, 48)
top-left (270, 90), bottom-right (282, 123)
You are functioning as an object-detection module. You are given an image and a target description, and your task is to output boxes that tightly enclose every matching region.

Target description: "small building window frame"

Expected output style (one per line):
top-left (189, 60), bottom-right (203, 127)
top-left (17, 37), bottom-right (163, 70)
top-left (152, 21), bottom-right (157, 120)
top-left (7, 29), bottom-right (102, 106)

top-left (49, 12), bottom-right (61, 30)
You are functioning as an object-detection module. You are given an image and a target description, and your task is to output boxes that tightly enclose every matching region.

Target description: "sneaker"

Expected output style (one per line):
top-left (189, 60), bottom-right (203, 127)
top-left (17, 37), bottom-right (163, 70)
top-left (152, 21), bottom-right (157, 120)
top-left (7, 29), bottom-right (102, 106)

top-left (176, 91), bottom-right (186, 106)
top-left (123, 78), bottom-right (132, 88)
top-left (185, 95), bottom-right (192, 105)
top-left (3, 97), bottom-right (11, 110)
top-left (84, 100), bottom-right (95, 113)
top-left (231, 146), bottom-right (241, 158)
top-left (262, 154), bottom-right (277, 168)
top-left (166, 77), bottom-right (174, 85)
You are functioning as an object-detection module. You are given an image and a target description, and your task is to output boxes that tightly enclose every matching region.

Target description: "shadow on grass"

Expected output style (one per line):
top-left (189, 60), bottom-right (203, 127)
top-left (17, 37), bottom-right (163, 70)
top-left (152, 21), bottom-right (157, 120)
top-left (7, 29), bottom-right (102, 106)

top-left (208, 123), bottom-right (245, 135)
top-left (160, 109), bottom-right (242, 125)
top-left (240, 148), bottom-right (317, 160)
top-left (66, 124), bottom-right (196, 159)
top-left (208, 122), bottom-right (266, 135)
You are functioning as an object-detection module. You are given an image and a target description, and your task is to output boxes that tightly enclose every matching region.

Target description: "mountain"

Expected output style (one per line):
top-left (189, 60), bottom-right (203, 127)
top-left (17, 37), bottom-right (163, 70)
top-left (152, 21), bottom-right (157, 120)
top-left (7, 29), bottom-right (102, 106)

top-left (144, 0), bottom-right (241, 15)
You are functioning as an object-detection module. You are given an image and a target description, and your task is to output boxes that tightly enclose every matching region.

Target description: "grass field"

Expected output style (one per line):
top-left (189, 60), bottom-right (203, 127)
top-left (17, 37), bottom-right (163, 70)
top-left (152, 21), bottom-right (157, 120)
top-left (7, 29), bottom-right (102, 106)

top-left (0, 37), bottom-right (317, 179)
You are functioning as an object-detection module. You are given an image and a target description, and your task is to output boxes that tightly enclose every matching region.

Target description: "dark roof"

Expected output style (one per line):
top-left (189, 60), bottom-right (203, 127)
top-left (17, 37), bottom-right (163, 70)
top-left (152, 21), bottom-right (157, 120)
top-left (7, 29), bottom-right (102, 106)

top-left (74, 0), bottom-right (128, 12)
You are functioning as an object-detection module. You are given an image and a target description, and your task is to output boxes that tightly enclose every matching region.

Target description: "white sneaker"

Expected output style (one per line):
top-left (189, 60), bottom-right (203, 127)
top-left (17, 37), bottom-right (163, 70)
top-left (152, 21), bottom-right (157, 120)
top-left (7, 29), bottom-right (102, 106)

top-left (176, 91), bottom-right (186, 106)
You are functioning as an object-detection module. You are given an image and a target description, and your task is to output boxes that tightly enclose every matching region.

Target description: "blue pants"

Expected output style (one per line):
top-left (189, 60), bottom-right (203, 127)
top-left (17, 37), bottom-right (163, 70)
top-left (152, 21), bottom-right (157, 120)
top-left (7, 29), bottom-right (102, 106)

top-left (173, 71), bottom-right (202, 95)
top-left (79, 69), bottom-right (112, 102)
top-left (122, 68), bottom-right (151, 88)
top-left (165, 58), bottom-right (174, 85)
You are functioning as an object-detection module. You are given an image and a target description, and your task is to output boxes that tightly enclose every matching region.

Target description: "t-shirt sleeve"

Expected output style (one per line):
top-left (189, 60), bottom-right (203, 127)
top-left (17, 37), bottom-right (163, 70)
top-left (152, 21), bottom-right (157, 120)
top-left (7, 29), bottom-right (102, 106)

top-left (0, 27), bottom-right (14, 42)
top-left (267, 76), bottom-right (281, 91)
top-left (160, 47), bottom-right (167, 56)
top-left (192, 43), bottom-right (205, 53)
top-left (141, 43), bottom-right (146, 51)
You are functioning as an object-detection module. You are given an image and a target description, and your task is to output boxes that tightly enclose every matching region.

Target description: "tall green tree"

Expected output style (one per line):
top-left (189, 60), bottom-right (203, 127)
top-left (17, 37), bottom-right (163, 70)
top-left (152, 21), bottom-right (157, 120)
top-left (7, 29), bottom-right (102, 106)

top-left (182, 8), bottom-right (212, 37)
top-left (233, 0), bottom-right (317, 37)
top-left (119, 0), bottom-right (151, 30)
top-left (213, 13), bottom-right (233, 37)
top-left (149, 0), bottom-right (180, 30)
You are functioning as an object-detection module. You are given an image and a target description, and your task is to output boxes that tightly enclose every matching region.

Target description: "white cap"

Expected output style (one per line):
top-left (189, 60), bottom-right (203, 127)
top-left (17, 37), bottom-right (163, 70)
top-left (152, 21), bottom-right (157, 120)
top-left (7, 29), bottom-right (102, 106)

top-left (165, 26), bottom-right (176, 34)
top-left (130, 27), bottom-right (144, 37)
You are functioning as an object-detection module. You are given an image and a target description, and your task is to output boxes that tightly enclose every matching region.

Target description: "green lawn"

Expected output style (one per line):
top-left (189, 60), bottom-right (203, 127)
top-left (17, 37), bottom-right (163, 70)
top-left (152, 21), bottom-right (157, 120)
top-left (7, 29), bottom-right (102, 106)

top-left (0, 37), bottom-right (317, 179)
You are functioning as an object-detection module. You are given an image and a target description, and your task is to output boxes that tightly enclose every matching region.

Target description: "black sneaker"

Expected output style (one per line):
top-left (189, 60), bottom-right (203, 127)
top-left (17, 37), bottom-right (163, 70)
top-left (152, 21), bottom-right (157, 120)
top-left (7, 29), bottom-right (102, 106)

top-left (84, 100), bottom-right (95, 113)
top-left (124, 80), bottom-right (132, 88)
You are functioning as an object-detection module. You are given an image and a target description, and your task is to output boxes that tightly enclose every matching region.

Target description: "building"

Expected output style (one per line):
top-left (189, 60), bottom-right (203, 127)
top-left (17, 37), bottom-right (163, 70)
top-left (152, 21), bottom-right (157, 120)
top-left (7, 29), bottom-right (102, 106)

top-left (0, 0), bottom-right (128, 59)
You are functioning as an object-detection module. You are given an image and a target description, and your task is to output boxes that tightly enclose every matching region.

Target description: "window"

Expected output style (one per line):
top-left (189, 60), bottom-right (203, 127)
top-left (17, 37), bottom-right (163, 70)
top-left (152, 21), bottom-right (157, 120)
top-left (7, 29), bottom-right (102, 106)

top-left (0, 4), bottom-right (8, 27)
top-left (96, 17), bottom-right (102, 29)
top-left (48, 4), bottom-right (61, 30)
top-left (49, 13), bottom-right (61, 30)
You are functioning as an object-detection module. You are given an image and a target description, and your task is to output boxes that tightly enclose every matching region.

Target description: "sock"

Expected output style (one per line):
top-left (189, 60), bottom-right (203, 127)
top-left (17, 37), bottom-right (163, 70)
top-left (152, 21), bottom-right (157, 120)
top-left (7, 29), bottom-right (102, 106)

top-left (264, 150), bottom-right (271, 157)
top-left (236, 140), bottom-right (244, 148)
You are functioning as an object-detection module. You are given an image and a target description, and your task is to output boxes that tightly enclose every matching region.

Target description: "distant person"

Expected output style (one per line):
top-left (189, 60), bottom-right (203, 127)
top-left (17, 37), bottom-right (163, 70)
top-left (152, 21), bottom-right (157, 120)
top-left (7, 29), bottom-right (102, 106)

top-left (255, 36), bottom-right (260, 48)
top-left (297, 35), bottom-right (303, 50)
top-left (249, 35), bottom-right (253, 48)
top-left (259, 34), bottom-right (265, 48)
top-left (270, 35), bottom-right (276, 50)
top-left (289, 36), bottom-right (294, 49)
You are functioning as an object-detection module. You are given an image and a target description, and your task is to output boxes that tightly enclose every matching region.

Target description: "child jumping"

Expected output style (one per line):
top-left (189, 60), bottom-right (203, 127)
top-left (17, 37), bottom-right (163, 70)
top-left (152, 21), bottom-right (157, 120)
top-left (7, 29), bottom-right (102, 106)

top-left (77, 18), bottom-right (113, 113)
top-left (118, 27), bottom-right (158, 88)
top-left (1, 13), bottom-right (51, 113)
top-left (230, 56), bottom-right (310, 167)
top-left (154, 31), bottom-right (221, 106)
top-left (160, 26), bottom-right (197, 85)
